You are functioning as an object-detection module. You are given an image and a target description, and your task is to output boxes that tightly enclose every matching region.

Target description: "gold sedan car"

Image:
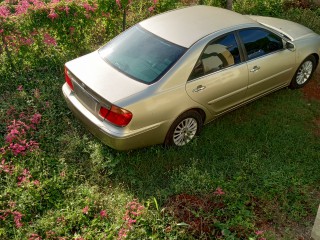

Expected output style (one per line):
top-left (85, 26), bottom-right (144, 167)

top-left (62, 6), bottom-right (320, 150)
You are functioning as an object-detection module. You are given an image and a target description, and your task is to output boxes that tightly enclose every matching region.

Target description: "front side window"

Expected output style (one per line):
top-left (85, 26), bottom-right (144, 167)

top-left (190, 33), bottom-right (241, 80)
top-left (99, 25), bottom-right (186, 84)
top-left (239, 28), bottom-right (284, 60)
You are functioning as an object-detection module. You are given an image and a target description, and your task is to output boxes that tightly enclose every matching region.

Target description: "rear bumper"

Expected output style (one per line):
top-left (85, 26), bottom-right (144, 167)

top-left (62, 83), bottom-right (164, 150)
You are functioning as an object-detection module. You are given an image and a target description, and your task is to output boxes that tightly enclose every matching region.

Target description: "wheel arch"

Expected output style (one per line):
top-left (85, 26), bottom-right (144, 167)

top-left (164, 107), bottom-right (206, 146)
top-left (311, 53), bottom-right (319, 68)
top-left (190, 108), bottom-right (206, 124)
top-left (290, 54), bottom-right (317, 89)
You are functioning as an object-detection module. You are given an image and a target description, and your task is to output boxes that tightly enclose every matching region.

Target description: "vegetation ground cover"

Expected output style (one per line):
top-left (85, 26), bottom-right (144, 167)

top-left (0, 0), bottom-right (320, 239)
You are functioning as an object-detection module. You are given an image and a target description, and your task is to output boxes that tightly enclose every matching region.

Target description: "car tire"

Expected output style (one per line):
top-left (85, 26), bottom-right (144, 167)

top-left (165, 110), bottom-right (203, 147)
top-left (290, 55), bottom-right (316, 89)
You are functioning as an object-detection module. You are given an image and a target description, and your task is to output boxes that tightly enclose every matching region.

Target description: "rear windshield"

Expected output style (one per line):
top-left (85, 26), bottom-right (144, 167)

top-left (99, 25), bottom-right (186, 84)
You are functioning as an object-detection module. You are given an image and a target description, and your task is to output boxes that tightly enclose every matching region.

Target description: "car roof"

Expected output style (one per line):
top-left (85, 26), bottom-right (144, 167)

top-left (139, 5), bottom-right (257, 48)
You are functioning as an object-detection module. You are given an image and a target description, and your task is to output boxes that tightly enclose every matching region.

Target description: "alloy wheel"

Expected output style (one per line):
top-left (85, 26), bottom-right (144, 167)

top-left (296, 60), bottom-right (313, 85)
top-left (173, 118), bottom-right (198, 146)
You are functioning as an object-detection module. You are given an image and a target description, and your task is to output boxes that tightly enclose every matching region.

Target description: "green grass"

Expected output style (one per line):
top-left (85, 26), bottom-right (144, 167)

top-left (1, 66), bottom-right (319, 239)
top-left (1, 1), bottom-right (320, 239)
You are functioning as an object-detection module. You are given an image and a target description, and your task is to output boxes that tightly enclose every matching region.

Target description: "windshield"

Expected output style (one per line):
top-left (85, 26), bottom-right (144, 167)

top-left (99, 25), bottom-right (186, 84)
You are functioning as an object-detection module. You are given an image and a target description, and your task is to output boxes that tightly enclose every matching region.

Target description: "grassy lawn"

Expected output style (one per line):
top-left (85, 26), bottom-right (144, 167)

top-left (0, 1), bottom-right (320, 239)
top-left (1, 58), bottom-right (319, 240)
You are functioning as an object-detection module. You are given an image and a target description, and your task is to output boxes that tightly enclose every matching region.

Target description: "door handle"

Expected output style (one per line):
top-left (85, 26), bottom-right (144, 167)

top-left (250, 66), bottom-right (261, 72)
top-left (193, 85), bottom-right (206, 93)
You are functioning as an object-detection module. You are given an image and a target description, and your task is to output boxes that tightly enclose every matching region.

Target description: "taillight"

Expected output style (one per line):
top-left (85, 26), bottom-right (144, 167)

top-left (99, 105), bottom-right (132, 127)
top-left (64, 67), bottom-right (74, 90)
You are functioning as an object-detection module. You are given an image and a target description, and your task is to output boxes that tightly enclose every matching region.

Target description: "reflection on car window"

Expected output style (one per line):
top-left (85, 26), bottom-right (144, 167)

top-left (99, 25), bottom-right (186, 84)
top-left (239, 28), bottom-right (283, 60)
top-left (190, 33), bottom-right (240, 80)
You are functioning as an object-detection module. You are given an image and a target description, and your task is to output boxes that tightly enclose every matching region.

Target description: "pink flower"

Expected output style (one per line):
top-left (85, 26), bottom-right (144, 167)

top-left (148, 6), bottom-right (154, 12)
top-left (118, 228), bottom-right (128, 240)
top-left (29, 0), bottom-right (45, 10)
top-left (5, 134), bottom-right (14, 143)
top-left (83, 3), bottom-right (97, 12)
top-left (17, 85), bottom-right (23, 91)
top-left (5, 128), bottom-right (19, 143)
top-left (10, 143), bottom-right (27, 156)
top-left (17, 168), bottom-right (32, 186)
top-left (82, 206), bottom-right (89, 214)
top-left (33, 180), bottom-right (40, 186)
top-left (0, 210), bottom-right (10, 221)
top-left (102, 12), bottom-right (110, 18)
top-left (255, 230), bottom-right (264, 235)
top-left (116, 0), bottom-right (121, 8)
top-left (43, 33), bottom-right (57, 46)
top-left (118, 199), bottom-right (144, 238)
top-left (29, 233), bottom-right (42, 240)
top-left (31, 113), bottom-right (42, 124)
top-left (128, 218), bottom-right (136, 225)
top-left (0, 159), bottom-right (14, 175)
top-left (153, 0), bottom-right (158, 3)
top-left (214, 187), bottom-right (225, 196)
top-left (45, 230), bottom-right (56, 238)
top-left (100, 210), bottom-right (108, 218)
top-left (21, 38), bottom-right (34, 46)
top-left (50, 0), bottom-right (60, 4)
top-left (0, 29), bottom-right (3, 34)
top-left (12, 211), bottom-right (23, 228)
top-left (64, 5), bottom-right (70, 14)
top-left (69, 26), bottom-right (75, 34)
top-left (31, 30), bottom-right (38, 36)
top-left (0, 5), bottom-right (10, 18)
top-left (48, 9), bottom-right (58, 20)
top-left (15, 0), bottom-right (30, 15)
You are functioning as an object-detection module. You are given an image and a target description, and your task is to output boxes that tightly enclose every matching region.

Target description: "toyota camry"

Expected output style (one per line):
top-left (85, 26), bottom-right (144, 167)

top-left (62, 5), bottom-right (320, 150)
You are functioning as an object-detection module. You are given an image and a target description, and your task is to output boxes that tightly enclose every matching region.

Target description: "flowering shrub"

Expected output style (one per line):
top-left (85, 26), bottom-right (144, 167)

top-left (118, 199), bottom-right (145, 239)
top-left (0, 106), bottom-right (42, 231)
top-left (0, 0), bottom-right (180, 73)
top-left (0, 0), bottom-right (119, 70)
top-left (0, 209), bottom-right (24, 228)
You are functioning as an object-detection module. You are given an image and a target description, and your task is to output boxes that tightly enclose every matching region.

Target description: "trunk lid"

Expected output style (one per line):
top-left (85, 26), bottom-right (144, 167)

top-left (65, 51), bottom-right (148, 105)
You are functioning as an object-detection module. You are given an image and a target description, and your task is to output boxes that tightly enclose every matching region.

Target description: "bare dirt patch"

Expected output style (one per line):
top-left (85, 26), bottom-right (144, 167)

top-left (302, 65), bottom-right (320, 137)
top-left (165, 194), bottom-right (225, 236)
top-left (302, 65), bottom-right (320, 101)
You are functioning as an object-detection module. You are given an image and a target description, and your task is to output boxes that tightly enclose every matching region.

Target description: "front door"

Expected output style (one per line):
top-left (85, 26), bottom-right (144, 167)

top-left (238, 28), bottom-right (296, 99)
top-left (186, 32), bottom-right (248, 115)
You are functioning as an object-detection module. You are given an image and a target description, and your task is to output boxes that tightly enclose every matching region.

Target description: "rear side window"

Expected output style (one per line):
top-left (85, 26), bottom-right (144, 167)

top-left (239, 28), bottom-right (283, 60)
top-left (190, 33), bottom-right (240, 80)
top-left (99, 25), bottom-right (186, 84)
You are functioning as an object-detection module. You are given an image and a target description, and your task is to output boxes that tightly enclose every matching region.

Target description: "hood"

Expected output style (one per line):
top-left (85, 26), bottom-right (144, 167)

top-left (65, 51), bottom-right (148, 104)
top-left (247, 15), bottom-right (315, 40)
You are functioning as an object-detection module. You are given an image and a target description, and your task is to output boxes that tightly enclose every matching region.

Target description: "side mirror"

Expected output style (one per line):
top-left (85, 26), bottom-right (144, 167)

top-left (286, 41), bottom-right (296, 51)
